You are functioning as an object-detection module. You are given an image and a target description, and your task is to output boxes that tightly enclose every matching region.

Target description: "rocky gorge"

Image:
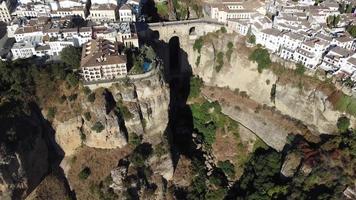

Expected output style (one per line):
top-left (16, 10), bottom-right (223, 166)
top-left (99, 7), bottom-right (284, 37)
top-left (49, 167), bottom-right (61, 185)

top-left (179, 31), bottom-right (356, 150)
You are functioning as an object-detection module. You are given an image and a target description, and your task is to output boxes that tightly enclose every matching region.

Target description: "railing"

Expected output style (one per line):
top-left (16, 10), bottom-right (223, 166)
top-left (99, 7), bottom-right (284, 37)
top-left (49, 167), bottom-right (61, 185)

top-left (83, 61), bottom-right (162, 86)
top-left (147, 18), bottom-right (225, 27)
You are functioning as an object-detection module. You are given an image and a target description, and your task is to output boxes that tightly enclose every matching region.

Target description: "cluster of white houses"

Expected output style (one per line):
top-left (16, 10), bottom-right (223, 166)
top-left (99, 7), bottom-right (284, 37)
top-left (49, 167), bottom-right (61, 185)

top-left (0, 0), bottom-right (139, 22)
top-left (0, 0), bottom-right (142, 82)
top-left (206, 0), bottom-right (356, 81)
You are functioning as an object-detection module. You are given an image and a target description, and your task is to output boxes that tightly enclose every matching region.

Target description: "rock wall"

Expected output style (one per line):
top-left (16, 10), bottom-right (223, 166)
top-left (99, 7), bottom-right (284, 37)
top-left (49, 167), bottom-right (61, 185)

top-left (54, 72), bottom-right (169, 154)
top-left (179, 33), bottom-right (355, 144)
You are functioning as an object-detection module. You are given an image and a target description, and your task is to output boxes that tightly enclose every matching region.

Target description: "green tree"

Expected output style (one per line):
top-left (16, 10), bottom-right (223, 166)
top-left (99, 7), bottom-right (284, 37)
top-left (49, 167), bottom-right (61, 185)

top-left (78, 167), bottom-right (91, 180)
top-left (91, 121), bottom-right (105, 133)
top-left (87, 93), bottom-right (96, 102)
top-left (189, 76), bottom-right (203, 99)
top-left (347, 25), bottom-right (356, 38)
top-left (337, 116), bottom-right (350, 132)
top-left (249, 47), bottom-right (272, 73)
top-left (60, 46), bottom-right (82, 69)
top-left (66, 73), bottom-right (79, 87)
top-left (218, 160), bottom-right (235, 178)
top-left (193, 37), bottom-right (204, 53)
top-left (295, 63), bottom-right (306, 75)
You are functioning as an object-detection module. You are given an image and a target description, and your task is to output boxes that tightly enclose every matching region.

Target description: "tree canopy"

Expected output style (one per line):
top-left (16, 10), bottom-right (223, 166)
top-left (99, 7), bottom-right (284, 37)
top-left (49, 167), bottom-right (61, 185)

top-left (60, 46), bottom-right (82, 69)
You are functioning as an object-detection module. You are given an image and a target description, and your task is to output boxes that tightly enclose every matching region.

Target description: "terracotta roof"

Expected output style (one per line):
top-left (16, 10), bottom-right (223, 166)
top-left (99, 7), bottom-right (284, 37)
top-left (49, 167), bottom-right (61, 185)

top-left (80, 39), bottom-right (126, 68)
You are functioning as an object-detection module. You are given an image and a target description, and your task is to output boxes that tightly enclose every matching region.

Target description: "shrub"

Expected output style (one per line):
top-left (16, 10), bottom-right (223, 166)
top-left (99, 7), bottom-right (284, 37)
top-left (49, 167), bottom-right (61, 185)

top-left (193, 37), bottom-right (204, 53)
top-left (66, 73), bottom-right (79, 87)
top-left (249, 47), bottom-right (272, 73)
top-left (84, 112), bottom-right (91, 121)
top-left (68, 94), bottom-right (78, 101)
top-left (270, 84), bottom-right (277, 103)
top-left (59, 95), bottom-right (66, 104)
top-left (87, 93), bottom-right (96, 102)
top-left (47, 107), bottom-right (57, 120)
top-left (226, 42), bottom-right (234, 61)
top-left (189, 76), bottom-right (203, 99)
top-left (248, 34), bottom-right (256, 44)
top-left (129, 132), bottom-right (142, 146)
top-left (215, 52), bottom-right (224, 72)
top-left (218, 160), bottom-right (235, 178)
top-left (83, 86), bottom-right (91, 95)
top-left (195, 55), bottom-right (201, 67)
top-left (220, 27), bottom-right (227, 33)
top-left (78, 167), bottom-right (91, 180)
top-left (337, 116), bottom-right (350, 132)
top-left (295, 63), bottom-right (306, 75)
top-left (91, 121), bottom-right (105, 133)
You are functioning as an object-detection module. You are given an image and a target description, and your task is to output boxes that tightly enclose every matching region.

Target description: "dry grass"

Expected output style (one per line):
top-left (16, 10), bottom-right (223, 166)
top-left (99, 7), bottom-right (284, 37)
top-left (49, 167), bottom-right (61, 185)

top-left (67, 146), bottom-right (132, 200)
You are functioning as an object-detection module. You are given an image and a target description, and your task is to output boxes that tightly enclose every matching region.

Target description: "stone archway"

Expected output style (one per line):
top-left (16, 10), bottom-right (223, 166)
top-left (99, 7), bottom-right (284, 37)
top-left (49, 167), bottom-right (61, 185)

top-left (189, 26), bottom-right (196, 35)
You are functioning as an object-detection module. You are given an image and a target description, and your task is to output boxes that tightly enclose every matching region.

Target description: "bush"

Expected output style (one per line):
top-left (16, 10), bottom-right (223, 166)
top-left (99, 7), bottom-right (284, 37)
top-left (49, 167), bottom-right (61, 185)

top-left (84, 112), bottom-right (91, 121)
top-left (295, 63), bottom-right (306, 75)
top-left (60, 46), bottom-right (82, 69)
top-left (91, 121), bottom-right (105, 133)
top-left (68, 93), bottom-right (78, 101)
top-left (249, 47), bottom-right (272, 73)
top-left (217, 160), bottom-right (235, 178)
top-left (193, 37), bottom-right (204, 53)
top-left (66, 73), bottom-right (79, 87)
top-left (337, 116), bottom-right (350, 132)
top-left (215, 52), bottom-right (224, 72)
top-left (83, 86), bottom-right (91, 95)
top-left (270, 84), bottom-right (277, 103)
top-left (189, 76), bottom-right (203, 99)
top-left (129, 132), bottom-right (142, 146)
top-left (47, 107), bottom-right (57, 120)
top-left (87, 93), bottom-right (96, 102)
top-left (226, 42), bottom-right (234, 61)
top-left (78, 167), bottom-right (91, 180)
top-left (220, 27), bottom-right (227, 33)
top-left (195, 55), bottom-right (201, 67)
top-left (248, 34), bottom-right (256, 44)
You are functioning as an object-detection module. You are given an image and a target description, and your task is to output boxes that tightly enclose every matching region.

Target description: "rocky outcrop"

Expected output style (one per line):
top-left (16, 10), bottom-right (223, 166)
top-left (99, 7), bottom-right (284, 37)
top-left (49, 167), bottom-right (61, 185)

top-left (281, 152), bottom-right (302, 177)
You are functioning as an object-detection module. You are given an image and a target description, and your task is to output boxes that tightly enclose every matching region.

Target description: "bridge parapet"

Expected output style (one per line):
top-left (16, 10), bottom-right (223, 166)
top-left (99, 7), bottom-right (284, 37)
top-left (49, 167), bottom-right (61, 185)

top-left (147, 19), bottom-right (226, 42)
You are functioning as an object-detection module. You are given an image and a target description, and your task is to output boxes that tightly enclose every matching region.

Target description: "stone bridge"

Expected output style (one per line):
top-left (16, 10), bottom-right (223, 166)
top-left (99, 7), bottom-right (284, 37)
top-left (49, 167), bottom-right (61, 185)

top-left (147, 19), bottom-right (226, 42)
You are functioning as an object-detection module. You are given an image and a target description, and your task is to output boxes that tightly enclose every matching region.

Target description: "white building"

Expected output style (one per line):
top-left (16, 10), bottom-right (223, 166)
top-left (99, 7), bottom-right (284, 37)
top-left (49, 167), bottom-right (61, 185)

top-left (227, 19), bottom-right (250, 35)
top-left (14, 26), bottom-right (43, 42)
top-left (280, 32), bottom-right (305, 60)
top-left (7, 23), bottom-right (19, 38)
top-left (332, 36), bottom-right (354, 51)
top-left (11, 42), bottom-right (36, 59)
top-left (293, 39), bottom-right (330, 69)
top-left (48, 40), bottom-right (74, 55)
top-left (256, 28), bottom-right (283, 53)
top-left (91, 0), bottom-right (117, 5)
top-left (320, 46), bottom-right (353, 71)
top-left (118, 4), bottom-right (136, 22)
top-left (80, 39), bottom-right (128, 82)
top-left (0, 0), bottom-right (16, 23)
top-left (58, 0), bottom-right (83, 8)
top-left (89, 4), bottom-right (117, 22)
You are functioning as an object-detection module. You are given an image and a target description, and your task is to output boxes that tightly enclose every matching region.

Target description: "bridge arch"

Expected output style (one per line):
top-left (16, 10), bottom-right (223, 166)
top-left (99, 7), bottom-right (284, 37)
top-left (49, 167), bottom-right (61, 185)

top-left (189, 26), bottom-right (196, 35)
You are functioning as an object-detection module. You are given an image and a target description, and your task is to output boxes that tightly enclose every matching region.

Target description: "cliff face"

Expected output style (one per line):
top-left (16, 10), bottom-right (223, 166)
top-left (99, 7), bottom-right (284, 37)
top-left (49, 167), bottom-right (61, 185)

top-left (54, 71), bottom-right (169, 153)
top-left (0, 109), bottom-right (50, 200)
top-left (180, 33), bottom-right (355, 148)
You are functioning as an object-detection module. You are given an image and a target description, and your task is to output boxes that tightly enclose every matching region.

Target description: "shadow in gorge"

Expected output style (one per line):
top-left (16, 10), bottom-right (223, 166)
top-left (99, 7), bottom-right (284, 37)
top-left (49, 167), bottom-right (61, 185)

top-left (138, 27), bottom-right (200, 167)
